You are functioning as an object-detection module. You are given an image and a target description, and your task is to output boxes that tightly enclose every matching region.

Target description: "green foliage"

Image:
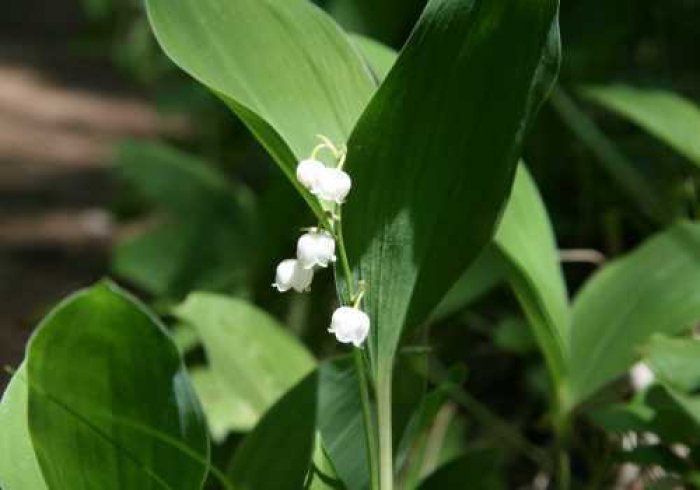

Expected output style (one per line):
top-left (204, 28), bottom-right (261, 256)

top-left (495, 165), bottom-right (570, 389)
top-left (569, 222), bottom-right (700, 405)
top-left (582, 85), bottom-right (700, 168)
top-left (145, 0), bottom-right (376, 220)
top-left (0, 364), bottom-right (48, 490)
top-left (174, 293), bottom-right (316, 436)
top-left (343, 0), bottom-right (561, 377)
top-left (2, 281), bottom-right (210, 490)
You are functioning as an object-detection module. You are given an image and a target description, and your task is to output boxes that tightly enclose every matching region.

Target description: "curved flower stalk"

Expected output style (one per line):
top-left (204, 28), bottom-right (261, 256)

top-left (272, 135), bottom-right (379, 489)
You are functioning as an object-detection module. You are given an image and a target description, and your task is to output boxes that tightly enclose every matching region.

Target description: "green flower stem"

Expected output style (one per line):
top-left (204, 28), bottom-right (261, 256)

top-left (354, 349), bottom-right (380, 490)
top-left (333, 210), bottom-right (382, 490)
top-left (376, 371), bottom-right (394, 490)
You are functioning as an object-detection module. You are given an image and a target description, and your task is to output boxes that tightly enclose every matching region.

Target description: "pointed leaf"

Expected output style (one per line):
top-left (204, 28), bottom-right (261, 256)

top-left (569, 222), bottom-right (700, 405)
top-left (344, 0), bottom-right (561, 371)
top-left (0, 364), bottom-right (48, 490)
top-left (495, 165), bottom-right (570, 387)
top-left (145, 0), bottom-right (376, 218)
top-left (26, 281), bottom-right (209, 490)
top-left (582, 84), bottom-right (700, 167)
top-left (229, 373), bottom-right (318, 490)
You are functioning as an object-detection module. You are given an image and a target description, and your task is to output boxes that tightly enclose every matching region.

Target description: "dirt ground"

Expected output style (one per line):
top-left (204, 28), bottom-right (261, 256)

top-left (0, 40), bottom-right (184, 393)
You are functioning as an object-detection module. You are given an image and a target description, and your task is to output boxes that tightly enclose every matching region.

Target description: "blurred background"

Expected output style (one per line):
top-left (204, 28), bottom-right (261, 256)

top-left (0, 0), bottom-right (698, 430)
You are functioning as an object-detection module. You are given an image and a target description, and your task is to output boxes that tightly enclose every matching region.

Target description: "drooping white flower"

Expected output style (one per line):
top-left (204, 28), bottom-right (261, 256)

top-left (329, 306), bottom-right (370, 347)
top-left (629, 362), bottom-right (655, 392)
top-left (314, 167), bottom-right (352, 204)
top-left (272, 259), bottom-right (314, 293)
top-left (297, 230), bottom-right (336, 269)
top-left (296, 159), bottom-right (325, 192)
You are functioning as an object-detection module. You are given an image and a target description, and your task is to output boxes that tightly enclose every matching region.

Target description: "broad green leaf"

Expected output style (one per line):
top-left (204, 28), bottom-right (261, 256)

top-left (350, 34), bottom-right (397, 83)
top-left (229, 373), bottom-right (318, 490)
top-left (550, 87), bottom-right (672, 225)
top-left (308, 434), bottom-right (345, 490)
top-left (145, 0), bottom-right (376, 219)
top-left (0, 364), bottom-right (48, 490)
top-left (344, 0), bottom-right (561, 375)
top-left (174, 293), bottom-right (316, 434)
top-left (582, 84), bottom-right (700, 167)
top-left (26, 281), bottom-right (209, 490)
top-left (317, 359), bottom-right (369, 490)
top-left (495, 165), bottom-right (570, 388)
top-left (113, 141), bottom-right (258, 299)
top-left (569, 222), bottom-right (700, 405)
top-left (229, 360), bottom-right (369, 490)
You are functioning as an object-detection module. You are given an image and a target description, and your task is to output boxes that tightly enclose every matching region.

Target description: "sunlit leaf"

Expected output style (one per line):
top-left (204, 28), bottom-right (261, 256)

top-left (569, 222), bottom-right (700, 405)
top-left (145, 0), bottom-right (376, 219)
top-left (27, 281), bottom-right (210, 489)
top-left (175, 293), bottom-right (316, 435)
top-left (0, 364), bottom-right (48, 490)
top-left (344, 0), bottom-right (561, 380)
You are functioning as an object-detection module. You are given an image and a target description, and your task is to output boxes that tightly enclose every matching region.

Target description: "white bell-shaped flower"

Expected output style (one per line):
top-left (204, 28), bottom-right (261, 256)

top-left (272, 259), bottom-right (314, 293)
top-left (329, 306), bottom-right (370, 347)
top-left (297, 230), bottom-right (336, 270)
top-left (296, 159), bottom-right (325, 192)
top-left (314, 167), bottom-right (352, 204)
top-left (630, 362), bottom-right (655, 392)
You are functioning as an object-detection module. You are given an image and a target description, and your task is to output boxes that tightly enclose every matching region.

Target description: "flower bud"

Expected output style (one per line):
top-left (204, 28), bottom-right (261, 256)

top-left (296, 159), bottom-right (325, 192)
top-left (329, 306), bottom-right (370, 347)
top-left (297, 230), bottom-right (336, 270)
top-left (272, 259), bottom-right (314, 293)
top-left (315, 167), bottom-right (352, 204)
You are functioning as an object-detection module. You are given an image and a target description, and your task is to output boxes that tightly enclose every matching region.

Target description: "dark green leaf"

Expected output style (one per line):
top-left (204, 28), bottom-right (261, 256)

top-left (417, 449), bottom-right (505, 490)
top-left (344, 0), bottom-right (561, 376)
top-left (582, 84), bottom-right (700, 168)
top-left (229, 373), bottom-right (318, 490)
top-left (27, 281), bottom-right (210, 490)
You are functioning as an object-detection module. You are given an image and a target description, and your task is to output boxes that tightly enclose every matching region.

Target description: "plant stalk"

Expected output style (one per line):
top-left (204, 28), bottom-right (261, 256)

top-left (333, 211), bottom-right (382, 490)
top-left (376, 371), bottom-right (394, 490)
top-left (354, 349), bottom-right (380, 490)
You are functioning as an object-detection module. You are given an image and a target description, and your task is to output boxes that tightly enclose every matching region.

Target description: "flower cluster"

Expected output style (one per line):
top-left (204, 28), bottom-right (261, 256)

top-left (272, 135), bottom-right (369, 348)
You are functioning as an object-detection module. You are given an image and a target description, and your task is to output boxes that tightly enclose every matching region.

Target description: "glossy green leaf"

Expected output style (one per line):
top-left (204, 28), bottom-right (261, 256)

top-left (317, 359), bottom-right (369, 490)
top-left (495, 165), bottom-right (570, 388)
top-left (229, 373), bottom-right (318, 490)
top-left (0, 364), bottom-right (48, 490)
top-left (145, 0), bottom-right (376, 219)
top-left (229, 359), bottom-right (368, 490)
top-left (582, 84), bottom-right (700, 167)
top-left (26, 281), bottom-right (210, 490)
top-left (344, 0), bottom-right (561, 375)
top-left (569, 222), bottom-right (700, 405)
top-left (175, 293), bottom-right (316, 435)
